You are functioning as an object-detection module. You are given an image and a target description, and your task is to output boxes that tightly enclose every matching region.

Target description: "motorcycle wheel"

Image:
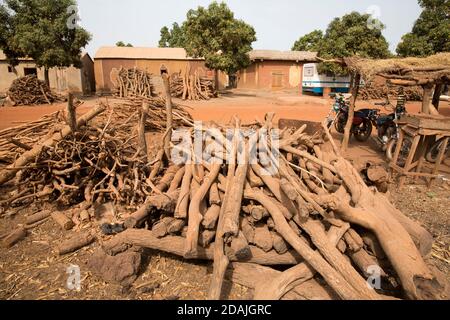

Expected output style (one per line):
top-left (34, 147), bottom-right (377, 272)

top-left (386, 136), bottom-right (413, 166)
top-left (334, 113), bottom-right (346, 134)
top-left (354, 119), bottom-right (372, 142)
top-left (426, 138), bottom-right (450, 163)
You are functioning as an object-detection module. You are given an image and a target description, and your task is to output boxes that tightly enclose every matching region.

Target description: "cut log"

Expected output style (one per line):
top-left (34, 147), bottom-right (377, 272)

top-left (202, 205), bottom-right (221, 230)
top-left (152, 217), bottom-right (175, 238)
top-left (26, 210), bottom-right (51, 225)
top-left (245, 186), bottom-right (373, 300)
top-left (253, 224), bottom-right (273, 252)
top-left (124, 191), bottom-right (179, 229)
top-left (102, 229), bottom-right (303, 266)
top-left (51, 211), bottom-right (75, 231)
top-left (174, 164), bottom-right (193, 219)
top-left (199, 230), bottom-right (216, 248)
top-left (185, 163), bottom-right (222, 257)
top-left (2, 227), bottom-right (27, 248)
top-left (156, 165), bottom-right (181, 192)
top-left (227, 263), bottom-right (338, 300)
top-left (57, 232), bottom-right (96, 255)
top-left (271, 231), bottom-right (289, 255)
top-left (167, 219), bottom-right (185, 235)
top-left (226, 231), bottom-right (251, 260)
top-left (253, 224), bottom-right (350, 300)
top-left (240, 217), bottom-right (255, 244)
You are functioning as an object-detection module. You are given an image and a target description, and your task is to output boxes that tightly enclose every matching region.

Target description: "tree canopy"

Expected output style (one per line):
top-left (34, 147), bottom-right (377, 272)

top-left (158, 2), bottom-right (256, 74)
top-left (158, 23), bottom-right (186, 48)
top-left (292, 30), bottom-right (323, 51)
top-left (396, 0), bottom-right (450, 57)
top-left (0, 0), bottom-right (91, 83)
top-left (292, 12), bottom-right (391, 75)
top-left (116, 41), bottom-right (133, 47)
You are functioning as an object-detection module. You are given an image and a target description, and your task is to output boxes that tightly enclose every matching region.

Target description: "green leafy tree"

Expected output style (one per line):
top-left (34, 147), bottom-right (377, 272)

top-left (397, 0), bottom-right (450, 57)
top-left (116, 41), bottom-right (133, 47)
top-left (0, 0), bottom-right (92, 85)
top-left (159, 2), bottom-right (256, 75)
top-left (183, 2), bottom-right (256, 75)
top-left (158, 23), bottom-right (187, 48)
top-left (292, 30), bottom-right (323, 51)
top-left (318, 12), bottom-right (391, 75)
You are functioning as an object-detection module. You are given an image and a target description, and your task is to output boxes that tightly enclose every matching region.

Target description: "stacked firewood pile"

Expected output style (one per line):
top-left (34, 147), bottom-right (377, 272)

top-left (7, 75), bottom-right (60, 106)
top-left (112, 67), bottom-right (155, 99)
top-left (0, 108), bottom-right (448, 300)
top-left (0, 111), bottom-right (65, 165)
top-left (101, 115), bottom-right (447, 300)
top-left (170, 71), bottom-right (217, 100)
top-left (359, 83), bottom-right (423, 101)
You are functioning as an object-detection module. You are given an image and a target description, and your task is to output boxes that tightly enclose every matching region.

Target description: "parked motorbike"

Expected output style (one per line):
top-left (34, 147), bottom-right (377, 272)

top-left (368, 98), bottom-right (407, 161)
top-left (327, 93), bottom-right (374, 142)
top-left (426, 137), bottom-right (450, 163)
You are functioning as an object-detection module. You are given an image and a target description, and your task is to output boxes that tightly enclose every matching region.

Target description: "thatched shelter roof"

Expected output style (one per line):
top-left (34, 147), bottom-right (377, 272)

top-left (339, 53), bottom-right (450, 86)
top-left (249, 50), bottom-right (318, 62)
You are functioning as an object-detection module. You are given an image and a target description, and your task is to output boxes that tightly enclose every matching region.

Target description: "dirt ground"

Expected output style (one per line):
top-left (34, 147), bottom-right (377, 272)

top-left (0, 90), bottom-right (449, 300)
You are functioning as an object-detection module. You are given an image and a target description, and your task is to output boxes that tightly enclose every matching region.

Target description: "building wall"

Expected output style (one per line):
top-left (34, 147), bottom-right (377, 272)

top-left (95, 58), bottom-right (225, 95)
top-left (238, 61), bottom-right (304, 90)
top-left (0, 59), bottom-right (94, 95)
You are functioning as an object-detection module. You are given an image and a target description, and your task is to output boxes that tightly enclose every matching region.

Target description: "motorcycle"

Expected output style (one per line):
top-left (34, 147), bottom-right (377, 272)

top-left (426, 137), bottom-right (450, 163)
top-left (368, 98), bottom-right (407, 161)
top-left (327, 93), bottom-right (374, 142)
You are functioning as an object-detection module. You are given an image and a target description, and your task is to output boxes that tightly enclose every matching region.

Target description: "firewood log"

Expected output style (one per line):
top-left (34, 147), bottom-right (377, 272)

top-left (202, 205), bottom-right (221, 230)
top-left (2, 227), bottom-right (27, 248)
top-left (57, 232), bottom-right (96, 255)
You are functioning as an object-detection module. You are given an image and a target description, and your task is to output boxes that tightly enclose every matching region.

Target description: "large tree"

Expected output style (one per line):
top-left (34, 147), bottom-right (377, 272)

top-left (159, 2), bottom-right (256, 75)
top-left (158, 22), bottom-right (187, 48)
top-left (0, 0), bottom-right (91, 85)
top-left (292, 30), bottom-right (323, 51)
top-left (396, 0), bottom-right (450, 57)
top-left (318, 12), bottom-right (391, 75)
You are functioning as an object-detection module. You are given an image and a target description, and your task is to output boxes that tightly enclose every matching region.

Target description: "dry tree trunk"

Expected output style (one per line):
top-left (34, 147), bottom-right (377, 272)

top-left (319, 157), bottom-right (443, 300)
top-left (102, 229), bottom-right (303, 266)
top-left (244, 186), bottom-right (378, 300)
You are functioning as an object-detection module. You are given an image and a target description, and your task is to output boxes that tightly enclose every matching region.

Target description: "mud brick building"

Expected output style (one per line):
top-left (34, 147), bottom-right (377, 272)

top-left (237, 50), bottom-right (318, 90)
top-left (0, 50), bottom-right (95, 96)
top-left (94, 47), bottom-right (226, 95)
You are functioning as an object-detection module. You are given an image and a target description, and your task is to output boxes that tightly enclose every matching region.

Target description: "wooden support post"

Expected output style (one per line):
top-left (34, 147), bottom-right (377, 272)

top-left (428, 137), bottom-right (449, 187)
top-left (162, 72), bottom-right (173, 161)
top-left (399, 135), bottom-right (421, 189)
top-left (342, 73), bottom-right (361, 152)
top-left (414, 136), bottom-right (434, 182)
top-left (421, 84), bottom-right (434, 115)
top-left (67, 93), bottom-right (77, 133)
top-left (432, 83), bottom-right (443, 111)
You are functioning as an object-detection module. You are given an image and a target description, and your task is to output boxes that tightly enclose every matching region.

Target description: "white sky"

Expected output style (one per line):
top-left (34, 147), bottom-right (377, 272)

top-left (76, 0), bottom-right (422, 56)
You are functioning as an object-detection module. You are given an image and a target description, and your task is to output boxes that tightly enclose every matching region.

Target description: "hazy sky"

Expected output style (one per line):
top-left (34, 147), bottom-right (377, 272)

top-left (76, 0), bottom-right (422, 56)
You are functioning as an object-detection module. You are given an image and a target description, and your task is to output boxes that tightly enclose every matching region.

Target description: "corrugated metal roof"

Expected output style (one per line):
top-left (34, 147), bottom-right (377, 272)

top-left (94, 47), bottom-right (203, 60)
top-left (249, 50), bottom-right (318, 62)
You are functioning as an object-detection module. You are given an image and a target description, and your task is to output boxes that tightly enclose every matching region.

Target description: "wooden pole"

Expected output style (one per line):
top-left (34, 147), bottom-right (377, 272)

top-left (161, 73), bottom-right (173, 161)
top-left (341, 73), bottom-right (361, 152)
top-left (138, 101), bottom-right (149, 161)
top-left (67, 93), bottom-right (77, 133)
top-left (432, 83), bottom-right (443, 111)
top-left (421, 83), bottom-right (434, 114)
